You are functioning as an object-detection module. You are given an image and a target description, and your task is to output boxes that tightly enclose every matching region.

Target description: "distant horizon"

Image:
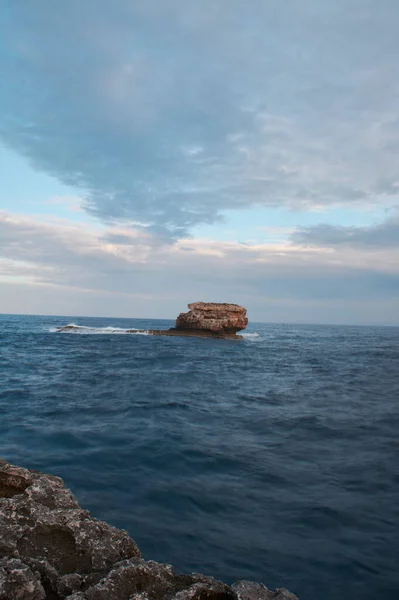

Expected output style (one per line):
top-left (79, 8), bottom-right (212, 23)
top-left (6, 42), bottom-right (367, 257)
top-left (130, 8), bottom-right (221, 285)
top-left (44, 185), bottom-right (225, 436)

top-left (2, 311), bottom-right (398, 329)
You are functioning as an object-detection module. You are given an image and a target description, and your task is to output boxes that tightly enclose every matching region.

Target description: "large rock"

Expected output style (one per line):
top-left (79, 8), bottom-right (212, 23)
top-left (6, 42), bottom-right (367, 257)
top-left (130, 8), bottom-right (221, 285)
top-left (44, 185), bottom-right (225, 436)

top-left (0, 459), bottom-right (299, 600)
top-left (56, 302), bottom-right (249, 340)
top-left (175, 302), bottom-right (248, 334)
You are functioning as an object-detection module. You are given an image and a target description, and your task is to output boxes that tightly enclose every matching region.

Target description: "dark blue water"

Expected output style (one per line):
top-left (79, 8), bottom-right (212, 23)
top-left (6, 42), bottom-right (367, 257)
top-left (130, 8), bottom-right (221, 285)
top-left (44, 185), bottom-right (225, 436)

top-left (1, 314), bottom-right (398, 600)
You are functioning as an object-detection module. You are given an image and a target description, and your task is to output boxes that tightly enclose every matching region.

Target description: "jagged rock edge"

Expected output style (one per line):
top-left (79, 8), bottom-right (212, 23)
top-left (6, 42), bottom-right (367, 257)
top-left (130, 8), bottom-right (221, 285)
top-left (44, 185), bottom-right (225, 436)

top-left (0, 459), bottom-right (298, 599)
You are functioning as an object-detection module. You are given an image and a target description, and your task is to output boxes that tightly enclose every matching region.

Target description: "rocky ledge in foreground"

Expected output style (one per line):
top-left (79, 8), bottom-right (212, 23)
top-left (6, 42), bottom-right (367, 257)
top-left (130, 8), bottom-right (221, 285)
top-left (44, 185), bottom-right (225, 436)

top-left (56, 302), bottom-right (249, 340)
top-left (0, 460), bottom-right (298, 600)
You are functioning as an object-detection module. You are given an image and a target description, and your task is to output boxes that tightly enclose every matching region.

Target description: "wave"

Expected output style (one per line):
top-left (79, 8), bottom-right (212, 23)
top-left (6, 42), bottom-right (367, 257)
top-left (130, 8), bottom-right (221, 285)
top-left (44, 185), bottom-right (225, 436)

top-left (52, 324), bottom-right (259, 339)
top-left (241, 332), bottom-right (260, 339)
top-left (52, 324), bottom-right (149, 335)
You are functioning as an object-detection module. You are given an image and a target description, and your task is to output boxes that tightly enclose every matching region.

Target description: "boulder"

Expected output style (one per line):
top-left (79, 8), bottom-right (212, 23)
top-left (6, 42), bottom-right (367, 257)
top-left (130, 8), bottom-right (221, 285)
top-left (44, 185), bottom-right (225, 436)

top-left (0, 459), bottom-right (299, 600)
top-left (175, 302), bottom-right (248, 334)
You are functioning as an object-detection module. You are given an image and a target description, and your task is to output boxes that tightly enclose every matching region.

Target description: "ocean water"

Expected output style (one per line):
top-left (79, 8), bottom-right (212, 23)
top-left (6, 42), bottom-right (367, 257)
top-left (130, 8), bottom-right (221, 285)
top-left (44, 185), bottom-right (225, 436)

top-left (0, 314), bottom-right (398, 600)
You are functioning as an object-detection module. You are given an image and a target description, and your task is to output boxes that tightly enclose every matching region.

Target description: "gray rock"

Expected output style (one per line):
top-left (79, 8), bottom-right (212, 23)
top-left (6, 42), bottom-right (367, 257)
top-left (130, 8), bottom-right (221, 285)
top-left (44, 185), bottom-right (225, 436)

top-left (232, 581), bottom-right (299, 600)
top-left (0, 459), bottom-right (299, 599)
top-left (0, 557), bottom-right (46, 600)
top-left (0, 459), bottom-right (140, 577)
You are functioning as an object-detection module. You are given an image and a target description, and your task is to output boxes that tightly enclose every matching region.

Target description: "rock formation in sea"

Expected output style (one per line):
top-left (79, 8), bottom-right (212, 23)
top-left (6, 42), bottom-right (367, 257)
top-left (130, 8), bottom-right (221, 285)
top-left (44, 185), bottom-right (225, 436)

top-left (174, 302), bottom-right (248, 334)
top-left (0, 459), bottom-right (298, 600)
top-left (56, 302), bottom-right (249, 339)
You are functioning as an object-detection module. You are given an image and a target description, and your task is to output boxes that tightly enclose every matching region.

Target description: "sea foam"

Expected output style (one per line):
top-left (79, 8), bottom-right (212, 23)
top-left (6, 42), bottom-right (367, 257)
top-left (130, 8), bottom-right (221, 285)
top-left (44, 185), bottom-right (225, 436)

top-left (52, 324), bottom-right (149, 335)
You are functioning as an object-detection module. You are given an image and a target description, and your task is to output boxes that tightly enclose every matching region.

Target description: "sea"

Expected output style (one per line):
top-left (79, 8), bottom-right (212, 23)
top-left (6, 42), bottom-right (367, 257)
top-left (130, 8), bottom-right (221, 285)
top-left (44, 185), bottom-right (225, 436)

top-left (1, 314), bottom-right (398, 600)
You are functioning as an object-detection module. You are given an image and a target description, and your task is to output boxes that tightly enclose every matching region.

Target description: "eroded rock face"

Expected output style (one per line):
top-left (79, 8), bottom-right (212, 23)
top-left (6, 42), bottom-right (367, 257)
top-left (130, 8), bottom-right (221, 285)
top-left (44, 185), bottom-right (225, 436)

top-left (175, 302), bottom-right (248, 334)
top-left (0, 558), bottom-right (46, 600)
top-left (0, 459), bottom-right (298, 600)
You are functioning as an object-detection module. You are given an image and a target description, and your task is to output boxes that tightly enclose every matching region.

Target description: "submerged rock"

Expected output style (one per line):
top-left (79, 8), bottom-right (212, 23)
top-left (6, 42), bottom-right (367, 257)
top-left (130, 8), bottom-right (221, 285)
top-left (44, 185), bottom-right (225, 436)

top-left (0, 459), bottom-right (299, 600)
top-left (175, 302), bottom-right (248, 334)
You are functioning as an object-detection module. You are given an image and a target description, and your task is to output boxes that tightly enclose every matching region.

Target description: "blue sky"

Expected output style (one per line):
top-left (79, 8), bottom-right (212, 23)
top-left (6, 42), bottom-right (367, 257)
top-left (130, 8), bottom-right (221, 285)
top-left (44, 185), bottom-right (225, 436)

top-left (1, 1), bottom-right (398, 324)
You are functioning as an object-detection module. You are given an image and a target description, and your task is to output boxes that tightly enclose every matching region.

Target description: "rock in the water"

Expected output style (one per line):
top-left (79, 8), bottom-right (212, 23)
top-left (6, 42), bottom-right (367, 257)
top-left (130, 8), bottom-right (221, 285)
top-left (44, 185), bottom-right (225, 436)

top-left (0, 459), bottom-right (299, 599)
top-left (56, 302), bottom-right (249, 340)
top-left (175, 302), bottom-right (248, 334)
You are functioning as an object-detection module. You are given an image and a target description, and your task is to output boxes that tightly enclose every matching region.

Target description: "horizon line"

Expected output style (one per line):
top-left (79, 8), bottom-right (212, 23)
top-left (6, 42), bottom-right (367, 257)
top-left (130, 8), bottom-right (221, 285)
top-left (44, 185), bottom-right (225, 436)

top-left (1, 311), bottom-right (398, 329)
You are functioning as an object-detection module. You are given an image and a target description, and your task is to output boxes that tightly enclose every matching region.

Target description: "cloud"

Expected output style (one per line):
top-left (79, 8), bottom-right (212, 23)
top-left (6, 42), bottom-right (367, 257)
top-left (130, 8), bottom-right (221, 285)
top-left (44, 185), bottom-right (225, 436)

top-left (292, 212), bottom-right (399, 248)
top-left (1, 211), bottom-right (398, 326)
top-left (1, 1), bottom-right (399, 236)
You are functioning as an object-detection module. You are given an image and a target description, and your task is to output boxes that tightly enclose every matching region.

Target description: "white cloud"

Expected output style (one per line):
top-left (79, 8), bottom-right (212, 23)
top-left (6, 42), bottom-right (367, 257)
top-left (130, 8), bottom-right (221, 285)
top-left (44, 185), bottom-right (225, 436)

top-left (0, 211), bottom-right (398, 324)
top-left (1, 1), bottom-right (399, 236)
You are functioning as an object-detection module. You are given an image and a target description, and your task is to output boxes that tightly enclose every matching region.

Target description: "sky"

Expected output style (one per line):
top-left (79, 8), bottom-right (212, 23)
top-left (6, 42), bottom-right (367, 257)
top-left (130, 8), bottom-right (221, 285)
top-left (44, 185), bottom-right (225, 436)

top-left (1, 0), bottom-right (399, 325)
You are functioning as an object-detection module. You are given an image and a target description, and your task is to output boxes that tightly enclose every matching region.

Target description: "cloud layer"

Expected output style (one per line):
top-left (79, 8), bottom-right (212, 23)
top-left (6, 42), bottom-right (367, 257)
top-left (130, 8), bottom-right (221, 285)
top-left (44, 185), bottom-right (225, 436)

top-left (1, 211), bottom-right (398, 323)
top-left (1, 1), bottom-right (399, 236)
top-left (293, 211), bottom-right (399, 248)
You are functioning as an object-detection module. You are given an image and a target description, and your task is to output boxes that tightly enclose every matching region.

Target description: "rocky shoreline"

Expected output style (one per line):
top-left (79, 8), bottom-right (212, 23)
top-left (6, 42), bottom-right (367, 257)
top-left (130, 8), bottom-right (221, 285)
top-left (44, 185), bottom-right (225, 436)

top-left (56, 302), bottom-right (249, 340)
top-left (0, 459), bottom-right (298, 600)
top-left (56, 326), bottom-right (243, 340)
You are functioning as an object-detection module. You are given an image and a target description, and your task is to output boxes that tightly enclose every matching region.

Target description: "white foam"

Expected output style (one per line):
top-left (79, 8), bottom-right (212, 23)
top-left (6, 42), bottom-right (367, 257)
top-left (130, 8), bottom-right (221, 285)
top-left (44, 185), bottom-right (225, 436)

top-left (101, 326), bottom-right (139, 332)
top-left (241, 332), bottom-right (260, 338)
top-left (52, 324), bottom-right (149, 335)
